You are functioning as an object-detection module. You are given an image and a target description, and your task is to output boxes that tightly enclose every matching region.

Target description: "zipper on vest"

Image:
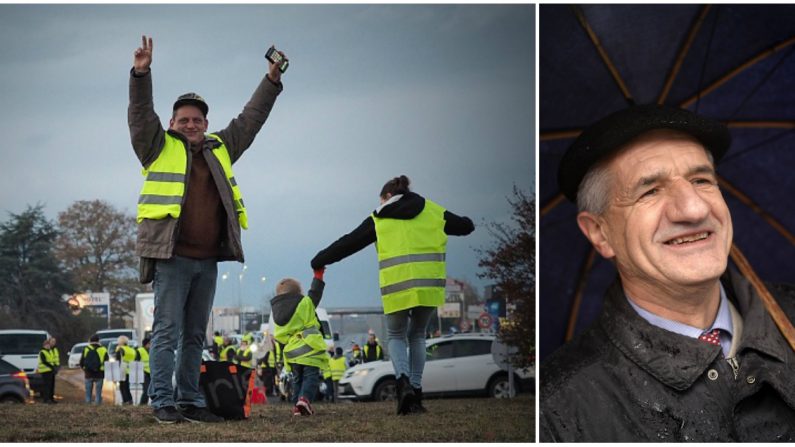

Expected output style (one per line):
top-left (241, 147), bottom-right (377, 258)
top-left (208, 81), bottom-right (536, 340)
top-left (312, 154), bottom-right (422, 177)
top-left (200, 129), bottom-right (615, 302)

top-left (726, 357), bottom-right (739, 381)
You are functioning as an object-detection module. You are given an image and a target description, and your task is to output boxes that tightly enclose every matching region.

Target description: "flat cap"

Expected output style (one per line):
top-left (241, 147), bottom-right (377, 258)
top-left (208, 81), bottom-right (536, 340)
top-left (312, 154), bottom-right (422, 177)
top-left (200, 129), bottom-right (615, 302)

top-left (173, 92), bottom-right (208, 117)
top-left (558, 104), bottom-right (731, 202)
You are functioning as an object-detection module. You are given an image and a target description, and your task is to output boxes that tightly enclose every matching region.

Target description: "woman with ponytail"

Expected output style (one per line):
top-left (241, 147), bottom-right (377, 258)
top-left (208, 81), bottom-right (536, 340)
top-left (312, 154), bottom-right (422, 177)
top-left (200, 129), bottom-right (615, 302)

top-left (311, 175), bottom-right (474, 415)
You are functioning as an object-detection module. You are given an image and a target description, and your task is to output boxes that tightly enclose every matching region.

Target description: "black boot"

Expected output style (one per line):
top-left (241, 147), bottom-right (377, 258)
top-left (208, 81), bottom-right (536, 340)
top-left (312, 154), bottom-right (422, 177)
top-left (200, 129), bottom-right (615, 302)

top-left (409, 387), bottom-right (427, 414)
top-left (396, 375), bottom-right (415, 415)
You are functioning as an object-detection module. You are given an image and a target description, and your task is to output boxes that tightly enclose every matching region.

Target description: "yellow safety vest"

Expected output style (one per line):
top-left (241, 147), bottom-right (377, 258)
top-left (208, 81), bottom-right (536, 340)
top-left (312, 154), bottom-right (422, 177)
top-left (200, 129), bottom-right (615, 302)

top-left (329, 356), bottom-right (347, 381)
top-left (363, 343), bottom-right (382, 361)
top-left (273, 296), bottom-right (329, 370)
top-left (220, 345), bottom-right (236, 362)
top-left (213, 335), bottom-right (223, 347)
top-left (50, 347), bottom-right (60, 367)
top-left (38, 348), bottom-right (57, 373)
top-left (136, 133), bottom-right (248, 229)
top-left (118, 345), bottom-right (137, 374)
top-left (137, 347), bottom-right (150, 374)
top-left (373, 199), bottom-right (448, 314)
top-left (322, 352), bottom-right (332, 379)
top-left (82, 345), bottom-right (108, 371)
top-left (237, 347), bottom-right (253, 368)
top-left (265, 343), bottom-right (281, 368)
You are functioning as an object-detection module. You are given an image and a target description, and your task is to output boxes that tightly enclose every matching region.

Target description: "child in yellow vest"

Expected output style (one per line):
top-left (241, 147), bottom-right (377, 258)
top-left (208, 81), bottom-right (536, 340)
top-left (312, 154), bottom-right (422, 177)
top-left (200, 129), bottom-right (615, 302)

top-left (270, 269), bottom-right (327, 416)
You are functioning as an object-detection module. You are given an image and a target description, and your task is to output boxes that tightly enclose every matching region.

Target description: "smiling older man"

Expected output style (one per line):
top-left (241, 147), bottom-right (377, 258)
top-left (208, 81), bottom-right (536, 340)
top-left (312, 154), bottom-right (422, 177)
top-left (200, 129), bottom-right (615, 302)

top-left (539, 105), bottom-right (795, 442)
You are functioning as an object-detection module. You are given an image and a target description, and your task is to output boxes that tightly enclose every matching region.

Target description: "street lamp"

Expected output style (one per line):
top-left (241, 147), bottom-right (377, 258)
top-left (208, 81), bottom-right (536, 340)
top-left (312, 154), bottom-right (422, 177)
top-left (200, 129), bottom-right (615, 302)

top-left (238, 265), bottom-right (247, 333)
top-left (260, 276), bottom-right (268, 327)
top-left (218, 272), bottom-right (229, 335)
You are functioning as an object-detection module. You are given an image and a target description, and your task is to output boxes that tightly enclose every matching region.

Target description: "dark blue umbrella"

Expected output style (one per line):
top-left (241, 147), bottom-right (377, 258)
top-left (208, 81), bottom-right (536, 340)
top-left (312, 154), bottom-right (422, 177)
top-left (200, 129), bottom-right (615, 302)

top-left (540, 4), bottom-right (795, 362)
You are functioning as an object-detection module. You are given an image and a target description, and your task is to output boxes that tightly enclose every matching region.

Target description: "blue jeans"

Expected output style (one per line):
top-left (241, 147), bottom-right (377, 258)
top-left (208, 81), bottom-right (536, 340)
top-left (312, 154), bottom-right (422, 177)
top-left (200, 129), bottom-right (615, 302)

top-left (291, 364), bottom-right (320, 404)
top-left (148, 256), bottom-right (217, 409)
top-left (386, 306), bottom-right (436, 389)
top-left (84, 378), bottom-right (103, 404)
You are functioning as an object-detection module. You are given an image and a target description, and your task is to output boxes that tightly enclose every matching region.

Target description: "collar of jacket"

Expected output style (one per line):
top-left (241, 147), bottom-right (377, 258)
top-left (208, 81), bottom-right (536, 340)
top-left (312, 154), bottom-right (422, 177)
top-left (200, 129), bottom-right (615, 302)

top-left (600, 267), bottom-right (789, 391)
top-left (166, 129), bottom-right (223, 150)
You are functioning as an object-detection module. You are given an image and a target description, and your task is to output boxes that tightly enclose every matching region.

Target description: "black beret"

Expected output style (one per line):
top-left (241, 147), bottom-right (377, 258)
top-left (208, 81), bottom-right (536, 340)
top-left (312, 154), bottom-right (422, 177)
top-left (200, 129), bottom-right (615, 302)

top-left (558, 104), bottom-right (731, 202)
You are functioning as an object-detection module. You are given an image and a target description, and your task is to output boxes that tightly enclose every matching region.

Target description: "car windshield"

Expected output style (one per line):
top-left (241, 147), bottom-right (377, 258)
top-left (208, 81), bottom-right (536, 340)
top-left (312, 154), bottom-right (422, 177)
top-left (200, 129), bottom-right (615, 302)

top-left (95, 330), bottom-right (133, 339)
top-left (0, 334), bottom-right (46, 355)
top-left (71, 344), bottom-right (87, 354)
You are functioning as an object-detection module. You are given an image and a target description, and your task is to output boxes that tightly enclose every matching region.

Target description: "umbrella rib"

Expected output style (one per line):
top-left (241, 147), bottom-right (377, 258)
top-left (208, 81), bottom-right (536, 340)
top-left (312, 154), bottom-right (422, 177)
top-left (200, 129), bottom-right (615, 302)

top-left (541, 193), bottom-right (566, 217)
top-left (540, 129), bottom-right (582, 141)
top-left (680, 35), bottom-right (795, 109)
top-left (571, 5), bottom-right (634, 105)
top-left (657, 5), bottom-right (712, 105)
top-left (727, 120), bottom-right (795, 129)
top-left (718, 174), bottom-right (795, 246)
top-left (565, 247), bottom-right (597, 342)
top-left (730, 244), bottom-right (795, 352)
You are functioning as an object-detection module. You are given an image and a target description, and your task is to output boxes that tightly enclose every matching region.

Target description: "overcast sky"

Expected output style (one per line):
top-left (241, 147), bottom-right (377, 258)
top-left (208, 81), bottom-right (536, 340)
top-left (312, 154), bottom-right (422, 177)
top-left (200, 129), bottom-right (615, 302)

top-left (0, 4), bottom-right (535, 311)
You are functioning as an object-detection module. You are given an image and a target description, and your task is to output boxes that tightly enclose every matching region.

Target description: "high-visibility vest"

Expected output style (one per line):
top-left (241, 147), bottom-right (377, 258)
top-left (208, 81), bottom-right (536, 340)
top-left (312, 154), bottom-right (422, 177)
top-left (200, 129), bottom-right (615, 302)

top-left (136, 347), bottom-right (150, 374)
top-left (83, 345), bottom-right (108, 371)
top-left (264, 343), bottom-right (281, 368)
top-left (273, 296), bottom-right (329, 370)
top-left (373, 199), bottom-right (448, 314)
top-left (237, 347), bottom-right (253, 368)
top-left (38, 348), bottom-right (58, 373)
top-left (117, 345), bottom-right (137, 374)
top-left (49, 347), bottom-right (60, 367)
top-left (220, 345), bottom-right (236, 362)
top-left (136, 133), bottom-right (248, 229)
top-left (363, 343), bottom-right (382, 362)
top-left (213, 335), bottom-right (223, 347)
top-left (329, 356), bottom-right (347, 381)
top-left (322, 352), bottom-right (333, 379)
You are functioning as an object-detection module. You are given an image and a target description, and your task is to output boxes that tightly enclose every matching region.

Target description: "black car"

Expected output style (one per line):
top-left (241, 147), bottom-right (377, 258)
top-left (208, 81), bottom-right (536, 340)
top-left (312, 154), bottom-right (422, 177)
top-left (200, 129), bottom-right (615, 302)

top-left (0, 358), bottom-right (31, 403)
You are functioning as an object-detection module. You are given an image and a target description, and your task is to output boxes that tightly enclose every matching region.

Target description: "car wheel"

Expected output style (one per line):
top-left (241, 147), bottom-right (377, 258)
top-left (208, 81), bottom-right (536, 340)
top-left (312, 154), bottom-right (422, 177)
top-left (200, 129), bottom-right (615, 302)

top-left (488, 374), bottom-right (516, 399)
top-left (372, 378), bottom-right (397, 401)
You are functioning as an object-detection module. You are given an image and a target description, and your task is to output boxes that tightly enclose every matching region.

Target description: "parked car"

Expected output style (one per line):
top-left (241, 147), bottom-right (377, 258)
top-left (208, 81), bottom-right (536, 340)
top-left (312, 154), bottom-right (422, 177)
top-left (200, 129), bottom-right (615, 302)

top-left (338, 333), bottom-right (533, 401)
top-left (0, 358), bottom-right (31, 404)
top-left (94, 328), bottom-right (136, 342)
top-left (68, 342), bottom-right (90, 369)
top-left (0, 329), bottom-right (50, 374)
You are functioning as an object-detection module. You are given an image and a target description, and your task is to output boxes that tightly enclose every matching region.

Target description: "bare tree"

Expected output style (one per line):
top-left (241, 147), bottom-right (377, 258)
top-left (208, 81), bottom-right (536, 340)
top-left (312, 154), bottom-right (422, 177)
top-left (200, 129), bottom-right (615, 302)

top-left (478, 187), bottom-right (535, 368)
top-left (55, 200), bottom-right (144, 324)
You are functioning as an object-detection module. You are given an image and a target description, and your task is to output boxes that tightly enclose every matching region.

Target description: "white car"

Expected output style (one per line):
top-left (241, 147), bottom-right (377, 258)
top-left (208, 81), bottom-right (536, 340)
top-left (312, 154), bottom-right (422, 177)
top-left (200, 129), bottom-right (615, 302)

top-left (68, 342), bottom-right (90, 369)
top-left (338, 333), bottom-right (534, 401)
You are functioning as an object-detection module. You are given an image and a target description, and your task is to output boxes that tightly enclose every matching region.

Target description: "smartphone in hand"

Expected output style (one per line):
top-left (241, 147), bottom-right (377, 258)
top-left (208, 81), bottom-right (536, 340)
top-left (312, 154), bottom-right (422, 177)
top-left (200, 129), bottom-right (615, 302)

top-left (266, 46), bottom-right (289, 73)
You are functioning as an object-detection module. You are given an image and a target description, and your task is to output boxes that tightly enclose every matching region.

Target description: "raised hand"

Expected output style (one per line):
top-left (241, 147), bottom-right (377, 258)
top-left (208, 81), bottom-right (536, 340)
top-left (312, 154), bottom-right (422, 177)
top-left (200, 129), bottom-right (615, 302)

top-left (134, 35), bottom-right (153, 72)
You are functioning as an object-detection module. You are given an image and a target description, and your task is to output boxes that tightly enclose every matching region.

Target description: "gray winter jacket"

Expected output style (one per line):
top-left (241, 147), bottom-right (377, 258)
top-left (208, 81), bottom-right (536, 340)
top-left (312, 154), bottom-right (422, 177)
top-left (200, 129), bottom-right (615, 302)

top-left (540, 268), bottom-right (795, 442)
top-left (127, 68), bottom-right (281, 261)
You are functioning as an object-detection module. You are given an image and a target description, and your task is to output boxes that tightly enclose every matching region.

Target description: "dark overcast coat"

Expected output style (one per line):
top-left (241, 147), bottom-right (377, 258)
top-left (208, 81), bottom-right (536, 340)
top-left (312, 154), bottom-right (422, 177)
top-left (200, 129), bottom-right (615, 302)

top-left (540, 268), bottom-right (795, 442)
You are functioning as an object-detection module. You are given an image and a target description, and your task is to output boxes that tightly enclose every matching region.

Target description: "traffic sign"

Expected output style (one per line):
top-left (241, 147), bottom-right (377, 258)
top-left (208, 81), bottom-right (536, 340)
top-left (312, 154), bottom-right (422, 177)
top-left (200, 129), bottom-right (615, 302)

top-left (477, 312), bottom-right (493, 329)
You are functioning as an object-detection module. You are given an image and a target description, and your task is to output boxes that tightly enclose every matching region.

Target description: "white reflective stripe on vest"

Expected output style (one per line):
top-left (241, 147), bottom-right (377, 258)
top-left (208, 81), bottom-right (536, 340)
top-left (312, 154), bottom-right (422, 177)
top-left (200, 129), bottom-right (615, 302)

top-left (380, 278), bottom-right (447, 296)
top-left (146, 172), bottom-right (186, 183)
top-left (379, 252), bottom-right (446, 270)
top-left (285, 344), bottom-right (320, 359)
top-left (138, 195), bottom-right (182, 205)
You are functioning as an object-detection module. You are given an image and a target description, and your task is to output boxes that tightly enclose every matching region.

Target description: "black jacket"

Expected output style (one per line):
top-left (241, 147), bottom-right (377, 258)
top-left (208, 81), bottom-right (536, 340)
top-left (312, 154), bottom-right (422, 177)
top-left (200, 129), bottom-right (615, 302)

top-left (311, 192), bottom-right (474, 269)
top-left (540, 268), bottom-right (795, 442)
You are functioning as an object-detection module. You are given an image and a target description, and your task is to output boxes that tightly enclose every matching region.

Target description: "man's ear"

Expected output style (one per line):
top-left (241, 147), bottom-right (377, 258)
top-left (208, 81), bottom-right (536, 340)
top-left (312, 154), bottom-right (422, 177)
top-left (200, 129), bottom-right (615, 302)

top-left (576, 211), bottom-right (615, 259)
top-left (168, 118), bottom-right (175, 129)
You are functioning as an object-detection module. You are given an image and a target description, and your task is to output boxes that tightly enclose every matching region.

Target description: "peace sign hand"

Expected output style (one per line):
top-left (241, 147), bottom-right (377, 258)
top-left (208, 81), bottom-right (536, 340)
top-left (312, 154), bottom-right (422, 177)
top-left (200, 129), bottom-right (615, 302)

top-left (134, 35), bottom-right (153, 72)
